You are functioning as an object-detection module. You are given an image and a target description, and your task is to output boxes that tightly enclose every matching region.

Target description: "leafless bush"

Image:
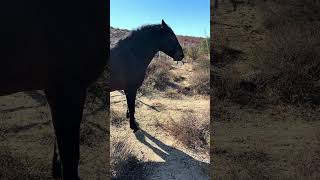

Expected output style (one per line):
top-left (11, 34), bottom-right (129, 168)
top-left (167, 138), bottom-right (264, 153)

top-left (160, 112), bottom-right (209, 152)
top-left (141, 58), bottom-right (174, 93)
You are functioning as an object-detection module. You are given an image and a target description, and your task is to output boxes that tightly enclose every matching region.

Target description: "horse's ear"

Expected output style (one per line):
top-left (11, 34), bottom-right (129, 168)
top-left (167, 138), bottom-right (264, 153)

top-left (161, 19), bottom-right (167, 28)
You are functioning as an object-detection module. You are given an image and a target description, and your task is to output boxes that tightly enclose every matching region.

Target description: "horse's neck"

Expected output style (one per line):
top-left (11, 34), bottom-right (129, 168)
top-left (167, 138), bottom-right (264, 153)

top-left (129, 34), bottom-right (159, 67)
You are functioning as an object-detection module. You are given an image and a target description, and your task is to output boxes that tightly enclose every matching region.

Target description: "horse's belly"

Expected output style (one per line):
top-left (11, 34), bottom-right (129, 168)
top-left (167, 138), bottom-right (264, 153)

top-left (0, 22), bottom-right (50, 94)
top-left (0, 60), bottom-right (49, 95)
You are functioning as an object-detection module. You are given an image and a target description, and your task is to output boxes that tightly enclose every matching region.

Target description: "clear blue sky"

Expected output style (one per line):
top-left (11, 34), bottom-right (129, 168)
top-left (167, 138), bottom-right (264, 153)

top-left (111, 0), bottom-right (210, 37)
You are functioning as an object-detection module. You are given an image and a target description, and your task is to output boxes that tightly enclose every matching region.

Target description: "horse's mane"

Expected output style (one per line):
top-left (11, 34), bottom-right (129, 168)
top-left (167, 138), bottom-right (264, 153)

top-left (118, 24), bottom-right (160, 44)
top-left (113, 22), bottom-right (174, 51)
top-left (130, 23), bottom-right (173, 38)
top-left (115, 23), bottom-right (173, 46)
top-left (131, 24), bottom-right (162, 35)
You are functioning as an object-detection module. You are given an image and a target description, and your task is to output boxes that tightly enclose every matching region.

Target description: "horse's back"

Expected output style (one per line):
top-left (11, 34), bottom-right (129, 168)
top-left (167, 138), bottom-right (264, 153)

top-left (0, 0), bottom-right (108, 95)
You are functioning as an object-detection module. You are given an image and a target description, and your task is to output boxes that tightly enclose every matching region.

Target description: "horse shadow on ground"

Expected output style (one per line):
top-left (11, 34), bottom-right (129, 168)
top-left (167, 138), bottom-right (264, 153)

top-left (133, 129), bottom-right (210, 180)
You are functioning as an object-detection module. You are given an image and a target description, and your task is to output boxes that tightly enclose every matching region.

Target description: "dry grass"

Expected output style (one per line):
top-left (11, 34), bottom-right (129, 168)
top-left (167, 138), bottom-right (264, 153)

top-left (79, 120), bottom-right (105, 147)
top-left (159, 111), bottom-right (209, 152)
top-left (191, 70), bottom-right (210, 95)
top-left (111, 140), bottom-right (146, 180)
top-left (289, 146), bottom-right (320, 179)
top-left (0, 144), bottom-right (48, 180)
top-left (110, 110), bottom-right (127, 128)
top-left (190, 63), bottom-right (210, 95)
top-left (187, 46), bottom-right (201, 61)
top-left (186, 44), bottom-right (210, 96)
top-left (216, 130), bottom-right (320, 180)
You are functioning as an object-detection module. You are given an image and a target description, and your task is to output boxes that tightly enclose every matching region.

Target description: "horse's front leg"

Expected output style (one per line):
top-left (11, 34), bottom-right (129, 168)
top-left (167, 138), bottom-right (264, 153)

top-left (45, 85), bottom-right (86, 180)
top-left (125, 88), bottom-right (139, 132)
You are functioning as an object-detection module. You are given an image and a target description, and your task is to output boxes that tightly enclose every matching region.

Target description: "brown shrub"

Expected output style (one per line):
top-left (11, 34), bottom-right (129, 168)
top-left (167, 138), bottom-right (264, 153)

top-left (160, 112), bottom-right (209, 152)
top-left (140, 58), bottom-right (174, 93)
top-left (191, 66), bottom-right (210, 95)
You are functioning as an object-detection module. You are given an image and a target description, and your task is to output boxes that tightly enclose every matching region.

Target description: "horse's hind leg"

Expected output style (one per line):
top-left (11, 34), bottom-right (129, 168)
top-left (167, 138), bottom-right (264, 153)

top-left (45, 85), bottom-right (86, 180)
top-left (125, 88), bottom-right (139, 132)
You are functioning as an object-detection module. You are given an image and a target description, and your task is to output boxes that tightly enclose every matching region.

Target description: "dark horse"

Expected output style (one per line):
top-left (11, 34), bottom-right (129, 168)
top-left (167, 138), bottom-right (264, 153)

top-left (0, 1), bottom-right (108, 179)
top-left (109, 20), bottom-right (184, 132)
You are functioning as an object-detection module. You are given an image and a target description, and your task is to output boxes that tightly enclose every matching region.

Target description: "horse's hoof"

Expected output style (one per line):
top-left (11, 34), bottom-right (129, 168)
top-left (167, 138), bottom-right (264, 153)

top-left (130, 124), bottom-right (139, 133)
top-left (133, 128), bottom-right (140, 133)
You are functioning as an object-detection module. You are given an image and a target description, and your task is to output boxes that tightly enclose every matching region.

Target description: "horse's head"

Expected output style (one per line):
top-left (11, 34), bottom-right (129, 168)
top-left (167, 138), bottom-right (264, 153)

top-left (158, 20), bottom-right (184, 61)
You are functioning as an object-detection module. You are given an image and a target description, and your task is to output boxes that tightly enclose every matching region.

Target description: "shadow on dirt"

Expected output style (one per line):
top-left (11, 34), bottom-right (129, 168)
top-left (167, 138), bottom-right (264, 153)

top-left (134, 129), bottom-right (210, 180)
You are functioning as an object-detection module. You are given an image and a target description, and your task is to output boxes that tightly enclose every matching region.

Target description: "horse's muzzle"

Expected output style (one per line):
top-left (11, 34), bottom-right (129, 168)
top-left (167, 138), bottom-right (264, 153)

top-left (174, 51), bottom-right (184, 61)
